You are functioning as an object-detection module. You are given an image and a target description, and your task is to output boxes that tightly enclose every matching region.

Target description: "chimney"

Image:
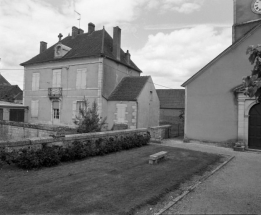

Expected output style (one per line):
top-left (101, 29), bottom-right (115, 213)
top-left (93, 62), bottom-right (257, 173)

top-left (113, 26), bottom-right (121, 61)
top-left (88, 23), bottom-right (95, 34)
top-left (40, 41), bottom-right (47, 53)
top-left (72, 26), bottom-right (78, 38)
top-left (78, 28), bottom-right (84, 35)
top-left (125, 50), bottom-right (131, 65)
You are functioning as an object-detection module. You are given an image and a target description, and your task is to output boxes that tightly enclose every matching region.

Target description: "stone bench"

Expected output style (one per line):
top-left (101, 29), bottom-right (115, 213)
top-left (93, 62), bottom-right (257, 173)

top-left (149, 151), bottom-right (168, 164)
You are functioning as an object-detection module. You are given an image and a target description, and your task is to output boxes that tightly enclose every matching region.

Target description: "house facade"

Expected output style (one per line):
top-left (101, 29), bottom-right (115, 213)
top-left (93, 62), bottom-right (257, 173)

top-left (21, 23), bottom-right (158, 129)
top-left (182, 0), bottom-right (261, 149)
top-left (107, 76), bottom-right (159, 129)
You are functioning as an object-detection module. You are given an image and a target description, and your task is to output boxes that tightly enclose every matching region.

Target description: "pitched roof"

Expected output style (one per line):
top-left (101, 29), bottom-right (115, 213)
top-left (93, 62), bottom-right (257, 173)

top-left (108, 76), bottom-right (150, 101)
top-left (0, 74), bottom-right (11, 85)
top-left (156, 89), bottom-right (185, 109)
top-left (0, 85), bottom-right (22, 102)
top-left (20, 28), bottom-right (141, 73)
top-left (182, 22), bottom-right (261, 87)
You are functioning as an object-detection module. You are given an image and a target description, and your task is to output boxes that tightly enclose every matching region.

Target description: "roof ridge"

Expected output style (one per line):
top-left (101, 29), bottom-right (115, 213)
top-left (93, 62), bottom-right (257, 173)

top-left (182, 22), bottom-right (261, 87)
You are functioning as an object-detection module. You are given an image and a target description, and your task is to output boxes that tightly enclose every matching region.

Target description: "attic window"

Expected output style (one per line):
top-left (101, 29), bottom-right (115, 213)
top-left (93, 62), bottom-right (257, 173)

top-left (54, 43), bottom-right (72, 59)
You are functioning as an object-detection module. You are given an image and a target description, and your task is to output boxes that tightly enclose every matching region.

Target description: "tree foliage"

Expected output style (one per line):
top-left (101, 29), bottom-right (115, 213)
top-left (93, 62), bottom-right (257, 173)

top-left (74, 99), bottom-right (107, 133)
top-left (243, 45), bottom-right (261, 101)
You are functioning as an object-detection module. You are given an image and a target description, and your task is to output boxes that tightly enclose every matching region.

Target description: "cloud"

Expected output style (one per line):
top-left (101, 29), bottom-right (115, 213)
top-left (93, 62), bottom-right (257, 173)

top-left (0, 0), bottom-right (147, 88)
top-left (131, 25), bottom-right (232, 89)
top-left (147, 0), bottom-right (205, 14)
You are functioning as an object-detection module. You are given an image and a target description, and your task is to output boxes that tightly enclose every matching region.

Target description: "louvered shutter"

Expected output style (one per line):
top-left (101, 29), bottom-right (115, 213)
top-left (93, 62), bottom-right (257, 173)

top-left (76, 70), bottom-right (81, 89)
top-left (72, 101), bottom-right (77, 119)
top-left (81, 69), bottom-right (87, 89)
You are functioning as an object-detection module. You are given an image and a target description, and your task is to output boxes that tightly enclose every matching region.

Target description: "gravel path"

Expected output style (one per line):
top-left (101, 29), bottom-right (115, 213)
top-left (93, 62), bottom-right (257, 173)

top-left (161, 139), bottom-right (261, 215)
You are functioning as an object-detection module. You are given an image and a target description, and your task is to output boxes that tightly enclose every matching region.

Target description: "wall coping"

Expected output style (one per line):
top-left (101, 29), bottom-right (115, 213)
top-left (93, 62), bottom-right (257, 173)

top-left (149, 125), bottom-right (171, 129)
top-left (0, 120), bottom-right (76, 132)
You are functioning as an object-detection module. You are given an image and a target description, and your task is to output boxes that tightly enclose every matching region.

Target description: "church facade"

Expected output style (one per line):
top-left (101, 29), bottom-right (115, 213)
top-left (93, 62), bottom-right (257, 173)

top-left (182, 0), bottom-right (261, 149)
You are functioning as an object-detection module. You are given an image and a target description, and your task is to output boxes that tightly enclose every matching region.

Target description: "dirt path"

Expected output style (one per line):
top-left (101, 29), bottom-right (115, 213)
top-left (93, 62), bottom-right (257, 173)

top-left (161, 139), bottom-right (261, 215)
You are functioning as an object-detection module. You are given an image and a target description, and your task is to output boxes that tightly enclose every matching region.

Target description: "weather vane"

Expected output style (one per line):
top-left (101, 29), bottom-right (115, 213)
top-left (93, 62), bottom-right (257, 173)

top-left (74, 10), bottom-right (81, 29)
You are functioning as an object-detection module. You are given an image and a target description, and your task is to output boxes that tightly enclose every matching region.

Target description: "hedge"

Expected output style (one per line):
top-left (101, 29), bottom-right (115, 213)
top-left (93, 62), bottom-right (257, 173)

top-left (0, 132), bottom-right (150, 170)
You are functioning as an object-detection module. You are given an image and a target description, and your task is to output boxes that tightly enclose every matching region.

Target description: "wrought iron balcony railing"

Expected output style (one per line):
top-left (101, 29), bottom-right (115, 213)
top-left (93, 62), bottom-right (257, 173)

top-left (48, 87), bottom-right (62, 99)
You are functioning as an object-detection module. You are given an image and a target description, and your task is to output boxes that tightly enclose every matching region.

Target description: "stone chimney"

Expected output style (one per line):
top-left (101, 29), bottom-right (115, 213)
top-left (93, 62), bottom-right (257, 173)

top-left (125, 50), bottom-right (131, 65)
top-left (40, 41), bottom-right (47, 53)
top-left (78, 28), bottom-right (84, 35)
top-left (113, 26), bottom-right (121, 61)
top-left (72, 26), bottom-right (78, 38)
top-left (88, 23), bottom-right (95, 34)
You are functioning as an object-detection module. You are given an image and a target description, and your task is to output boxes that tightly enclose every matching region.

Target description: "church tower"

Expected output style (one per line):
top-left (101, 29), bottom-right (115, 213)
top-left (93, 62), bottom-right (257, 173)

top-left (233, 0), bottom-right (261, 42)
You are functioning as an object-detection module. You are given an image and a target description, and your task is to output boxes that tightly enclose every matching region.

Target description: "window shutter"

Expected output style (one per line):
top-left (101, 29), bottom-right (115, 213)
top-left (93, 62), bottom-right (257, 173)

top-left (31, 100), bottom-right (39, 117)
top-left (56, 71), bottom-right (61, 87)
top-left (116, 104), bottom-right (126, 123)
top-left (72, 101), bottom-right (77, 119)
top-left (36, 73), bottom-right (40, 90)
top-left (32, 74), bottom-right (35, 90)
top-left (76, 70), bottom-right (81, 89)
top-left (81, 69), bottom-right (87, 89)
top-left (53, 69), bottom-right (61, 87)
top-left (32, 73), bottom-right (40, 91)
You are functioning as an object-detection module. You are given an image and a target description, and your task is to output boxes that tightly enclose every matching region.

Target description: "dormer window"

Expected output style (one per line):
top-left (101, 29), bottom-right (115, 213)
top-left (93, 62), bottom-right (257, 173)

top-left (54, 43), bottom-right (71, 59)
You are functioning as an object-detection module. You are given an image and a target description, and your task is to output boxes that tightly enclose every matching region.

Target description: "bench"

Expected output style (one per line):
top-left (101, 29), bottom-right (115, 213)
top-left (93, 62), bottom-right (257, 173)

top-left (149, 151), bottom-right (168, 164)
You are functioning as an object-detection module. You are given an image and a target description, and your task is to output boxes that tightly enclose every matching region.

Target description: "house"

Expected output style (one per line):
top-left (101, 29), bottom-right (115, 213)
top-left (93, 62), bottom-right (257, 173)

top-left (20, 23), bottom-right (159, 129)
top-left (0, 74), bottom-right (23, 104)
top-left (156, 89), bottom-right (184, 137)
top-left (0, 101), bottom-right (28, 122)
top-left (0, 74), bottom-right (26, 122)
top-left (182, 0), bottom-right (261, 149)
top-left (107, 76), bottom-right (159, 129)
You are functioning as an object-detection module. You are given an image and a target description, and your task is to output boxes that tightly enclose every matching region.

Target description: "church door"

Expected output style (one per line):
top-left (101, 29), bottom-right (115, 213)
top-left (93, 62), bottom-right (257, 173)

top-left (249, 103), bottom-right (261, 149)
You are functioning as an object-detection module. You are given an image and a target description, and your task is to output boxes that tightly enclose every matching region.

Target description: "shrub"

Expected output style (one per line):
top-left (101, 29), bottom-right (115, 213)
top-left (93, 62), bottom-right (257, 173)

top-left (0, 132), bottom-right (150, 170)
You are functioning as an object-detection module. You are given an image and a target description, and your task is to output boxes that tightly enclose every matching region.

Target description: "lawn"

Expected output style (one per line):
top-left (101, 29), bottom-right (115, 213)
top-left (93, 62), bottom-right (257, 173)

top-left (0, 144), bottom-right (222, 215)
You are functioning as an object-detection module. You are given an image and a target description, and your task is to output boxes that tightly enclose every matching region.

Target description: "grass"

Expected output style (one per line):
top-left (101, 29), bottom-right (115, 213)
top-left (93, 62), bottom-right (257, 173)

top-left (0, 144), bottom-right (222, 215)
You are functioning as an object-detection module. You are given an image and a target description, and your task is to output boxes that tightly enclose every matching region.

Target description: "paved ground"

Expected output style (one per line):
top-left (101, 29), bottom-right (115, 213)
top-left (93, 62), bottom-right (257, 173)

top-left (161, 139), bottom-right (261, 215)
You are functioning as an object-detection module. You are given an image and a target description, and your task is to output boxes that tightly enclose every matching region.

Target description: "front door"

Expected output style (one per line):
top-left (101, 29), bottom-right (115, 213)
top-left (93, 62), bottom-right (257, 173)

top-left (249, 103), bottom-right (261, 149)
top-left (52, 101), bottom-right (60, 125)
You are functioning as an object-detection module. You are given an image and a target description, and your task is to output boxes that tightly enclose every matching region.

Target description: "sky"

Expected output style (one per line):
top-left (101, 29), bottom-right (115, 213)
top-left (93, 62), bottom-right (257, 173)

top-left (0, 0), bottom-right (233, 89)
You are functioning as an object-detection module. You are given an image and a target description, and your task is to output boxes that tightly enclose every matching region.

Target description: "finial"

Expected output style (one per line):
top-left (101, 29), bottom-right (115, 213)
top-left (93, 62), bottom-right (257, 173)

top-left (58, 33), bottom-right (63, 41)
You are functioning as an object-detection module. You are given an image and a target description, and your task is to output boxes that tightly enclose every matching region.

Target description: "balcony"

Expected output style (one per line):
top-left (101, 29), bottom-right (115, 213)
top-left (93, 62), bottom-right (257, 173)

top-left (48, 87), bottom-right (62, 99)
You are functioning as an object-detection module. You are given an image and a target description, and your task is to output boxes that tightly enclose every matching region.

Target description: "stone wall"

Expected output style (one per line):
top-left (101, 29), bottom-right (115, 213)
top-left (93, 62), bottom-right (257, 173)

top-left (149, 125), bottom-right (171, 143)
top-left (0, 125), bottom-right (171, 150)
top-left (0, 120), bottom-right (76, 141)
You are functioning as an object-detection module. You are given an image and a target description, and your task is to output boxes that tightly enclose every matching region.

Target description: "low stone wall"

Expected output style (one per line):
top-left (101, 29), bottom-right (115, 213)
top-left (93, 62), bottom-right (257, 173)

top-left (0, 125), bottom-right (171, 150)
top-left (148, 125), bottom-right (171, 143)
top-left (0, 120), bottom-right (76, 141)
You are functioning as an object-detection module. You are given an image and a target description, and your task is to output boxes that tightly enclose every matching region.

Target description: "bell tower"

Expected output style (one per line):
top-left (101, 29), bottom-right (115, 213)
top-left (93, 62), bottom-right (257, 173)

top-left (233, 0), bottom-right (261, 42)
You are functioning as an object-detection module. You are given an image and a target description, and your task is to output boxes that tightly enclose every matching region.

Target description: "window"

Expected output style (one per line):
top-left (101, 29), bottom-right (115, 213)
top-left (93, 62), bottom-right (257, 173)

top-left (0, 108), bottom-right (3, 120)
top-left (32, 73), bottom-right (40, 91)
top-left (72, 100), bottom-right (87, 119)
top-left (53, 101), bottom-right (60, 119)
top-left (76, 69), bottom-right (87, 89)
top-left (53, 69), bottom-right (61, 88)
top-left (116, 104), bottom-right (127, 123)
top-left (10, 109), bottom-right (24, 122)
top-left (31, 100), bottom-right (39, 117)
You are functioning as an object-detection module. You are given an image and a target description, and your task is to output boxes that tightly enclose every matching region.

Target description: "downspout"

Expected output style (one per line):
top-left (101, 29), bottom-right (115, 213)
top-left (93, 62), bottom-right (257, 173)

top-left (136, 101), bottom-right (138, 129)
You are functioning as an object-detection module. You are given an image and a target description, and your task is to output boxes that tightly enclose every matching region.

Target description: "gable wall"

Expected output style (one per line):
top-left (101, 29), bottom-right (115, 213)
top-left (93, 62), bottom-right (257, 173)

top-left (185, 27), bottom-right (261, 143)
top-left (102, 58), bottom-right (140, 99)
top-left (137, 77), bottom-right (159, 128)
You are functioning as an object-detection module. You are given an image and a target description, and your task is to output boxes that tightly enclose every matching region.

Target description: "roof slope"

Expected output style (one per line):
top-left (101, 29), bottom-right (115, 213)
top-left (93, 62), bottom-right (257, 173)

top-left (108, 76), bottom-right (150, 101)
top-left (20, 29), bottom-right (141, 72)
top-left (0, 85), bottom-right (22, 102)
top-left (0, 74), bottom-right (11, 85)
top-left (156, 89), bottom-right (185, 109)
top-left (182, 22), bottom-right (261, 87)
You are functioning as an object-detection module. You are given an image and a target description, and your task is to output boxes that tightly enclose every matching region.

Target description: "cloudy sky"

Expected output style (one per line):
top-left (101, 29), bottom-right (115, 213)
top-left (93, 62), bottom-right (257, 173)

top-left (0, 0), bottom-right (233, 89)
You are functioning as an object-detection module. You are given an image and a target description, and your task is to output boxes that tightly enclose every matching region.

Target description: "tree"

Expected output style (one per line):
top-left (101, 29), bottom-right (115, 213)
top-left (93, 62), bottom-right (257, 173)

top-left (74, 99), bottom-right (107, 133)
top-left (243, 45), bottom-right (261, 101)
